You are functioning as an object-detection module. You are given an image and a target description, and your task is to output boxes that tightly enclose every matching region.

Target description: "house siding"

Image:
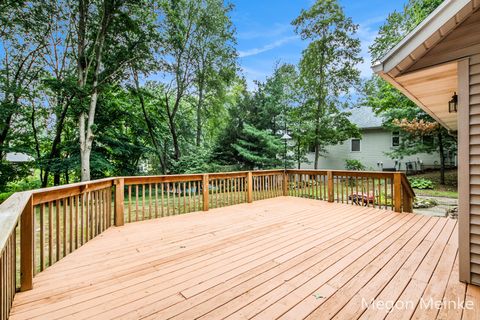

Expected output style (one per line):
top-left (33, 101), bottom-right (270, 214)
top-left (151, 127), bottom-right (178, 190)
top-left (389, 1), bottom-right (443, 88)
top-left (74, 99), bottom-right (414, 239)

top-left (469, 53), bottom-right (480, 284)
top-left (298, 129), bottom-right (442, 171)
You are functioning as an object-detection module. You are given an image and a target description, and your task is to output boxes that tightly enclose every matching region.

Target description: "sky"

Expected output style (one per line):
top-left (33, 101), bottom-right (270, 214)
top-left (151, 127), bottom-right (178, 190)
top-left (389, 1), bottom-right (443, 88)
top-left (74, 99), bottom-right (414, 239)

top-left (232, 0), bottom-right (408, 89)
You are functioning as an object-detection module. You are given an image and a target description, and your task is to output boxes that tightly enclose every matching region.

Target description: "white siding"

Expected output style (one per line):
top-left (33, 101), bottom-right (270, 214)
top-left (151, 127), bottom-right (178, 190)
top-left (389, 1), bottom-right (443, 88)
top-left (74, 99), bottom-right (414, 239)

top-left (298, 129), bottom-right (441, 170)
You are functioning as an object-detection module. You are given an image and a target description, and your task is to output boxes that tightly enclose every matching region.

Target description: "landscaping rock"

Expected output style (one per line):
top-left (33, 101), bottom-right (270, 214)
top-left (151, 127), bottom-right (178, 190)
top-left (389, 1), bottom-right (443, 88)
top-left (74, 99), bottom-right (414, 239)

top-left (413, 198), bottom-right (438, 209)
top-left (447, 207), bottom-right (458, 219)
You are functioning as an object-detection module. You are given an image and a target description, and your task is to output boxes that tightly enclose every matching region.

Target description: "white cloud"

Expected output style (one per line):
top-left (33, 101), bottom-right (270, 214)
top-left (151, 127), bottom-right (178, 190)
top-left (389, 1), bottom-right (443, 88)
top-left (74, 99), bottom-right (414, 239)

top-left (356, 15), bottom-right (386, 78)
top-left (237, 23), bottom-right (291, 40)
top-left (238, 36), bottom-right (298, 58)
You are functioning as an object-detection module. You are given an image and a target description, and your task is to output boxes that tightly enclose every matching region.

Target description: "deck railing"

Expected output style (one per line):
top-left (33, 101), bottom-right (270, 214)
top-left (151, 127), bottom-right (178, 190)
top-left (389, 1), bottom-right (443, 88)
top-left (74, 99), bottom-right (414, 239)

top-left (0, 169), bottom-right (414, 320)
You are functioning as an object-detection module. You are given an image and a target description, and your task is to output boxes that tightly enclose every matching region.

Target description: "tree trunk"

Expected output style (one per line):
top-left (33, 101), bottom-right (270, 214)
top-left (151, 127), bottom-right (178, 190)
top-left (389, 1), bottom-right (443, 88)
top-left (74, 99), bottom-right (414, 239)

top-left (77, 0), bottom-right (110, 181)
top-left (133, 71), bottom-right (166, 173)
top-left (438, 131), bottom-right (445, 185)
top-left (196, 79), bottom-right (205, 147)
top-left (168, 114), bottom-right (181, 161)
top-left (80, 143), bottom-right (91, 181)
top-left (42, 101), bottom-right (69, 187)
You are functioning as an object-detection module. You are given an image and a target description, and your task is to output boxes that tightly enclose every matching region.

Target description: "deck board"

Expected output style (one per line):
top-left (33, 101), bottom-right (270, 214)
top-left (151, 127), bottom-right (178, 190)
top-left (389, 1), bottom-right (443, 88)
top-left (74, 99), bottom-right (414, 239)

top-left (8, 197), bottom-right (480, 320)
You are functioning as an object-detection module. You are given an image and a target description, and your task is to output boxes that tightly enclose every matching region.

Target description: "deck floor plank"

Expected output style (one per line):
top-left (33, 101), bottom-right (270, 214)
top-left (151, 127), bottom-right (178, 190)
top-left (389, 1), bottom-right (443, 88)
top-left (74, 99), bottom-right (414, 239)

top-left (8, 197), bottom-right (478, 320)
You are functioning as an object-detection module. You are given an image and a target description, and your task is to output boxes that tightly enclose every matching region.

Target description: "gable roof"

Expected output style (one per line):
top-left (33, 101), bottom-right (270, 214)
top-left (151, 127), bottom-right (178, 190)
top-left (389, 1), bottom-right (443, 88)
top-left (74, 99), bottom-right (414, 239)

top-left (348, 107), bottom-right (383, 129)
top-left (372, 0), bottom-right (477, 77)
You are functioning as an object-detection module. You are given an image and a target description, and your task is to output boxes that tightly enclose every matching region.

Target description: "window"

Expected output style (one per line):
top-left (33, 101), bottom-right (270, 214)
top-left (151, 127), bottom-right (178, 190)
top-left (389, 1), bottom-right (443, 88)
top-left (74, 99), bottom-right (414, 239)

top-left (392, 131), bottom-right (400, 147)
top-left (351, 139), bottom-right (361, 152)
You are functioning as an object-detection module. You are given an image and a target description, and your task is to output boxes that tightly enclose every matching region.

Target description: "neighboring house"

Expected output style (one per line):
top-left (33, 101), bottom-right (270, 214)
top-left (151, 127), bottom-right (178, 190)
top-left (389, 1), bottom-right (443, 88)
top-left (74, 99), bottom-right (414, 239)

top-left (4, 152), bottom-right (34, 163)
top-left (298, 108), bottom-right (454, 171)
top-left (372, 0), bottom-right (479, 285)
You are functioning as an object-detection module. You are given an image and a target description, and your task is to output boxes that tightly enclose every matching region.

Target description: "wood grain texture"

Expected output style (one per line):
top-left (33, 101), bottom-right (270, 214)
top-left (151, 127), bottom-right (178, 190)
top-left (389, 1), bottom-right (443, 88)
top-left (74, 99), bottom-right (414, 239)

top-left (7, 197), bottom-right (476, 320)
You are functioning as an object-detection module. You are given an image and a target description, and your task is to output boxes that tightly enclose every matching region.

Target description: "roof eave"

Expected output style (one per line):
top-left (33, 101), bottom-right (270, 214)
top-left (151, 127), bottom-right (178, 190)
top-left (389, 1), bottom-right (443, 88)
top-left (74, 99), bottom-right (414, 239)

top-left (374, 0), bottom-right (472, 75)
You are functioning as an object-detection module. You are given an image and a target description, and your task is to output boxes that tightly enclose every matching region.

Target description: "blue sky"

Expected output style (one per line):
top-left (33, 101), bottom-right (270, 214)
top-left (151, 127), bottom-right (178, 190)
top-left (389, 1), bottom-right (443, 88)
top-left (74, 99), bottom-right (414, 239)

top-left (232, 0), bottom-right (408, 89)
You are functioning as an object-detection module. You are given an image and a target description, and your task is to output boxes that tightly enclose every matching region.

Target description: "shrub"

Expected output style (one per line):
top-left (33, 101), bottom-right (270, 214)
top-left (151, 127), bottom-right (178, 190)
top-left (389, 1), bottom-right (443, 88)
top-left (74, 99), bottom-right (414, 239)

top-left (409, 178), bottom-right (434, 190)
top-left (345, 159), bottom-right (365, 171)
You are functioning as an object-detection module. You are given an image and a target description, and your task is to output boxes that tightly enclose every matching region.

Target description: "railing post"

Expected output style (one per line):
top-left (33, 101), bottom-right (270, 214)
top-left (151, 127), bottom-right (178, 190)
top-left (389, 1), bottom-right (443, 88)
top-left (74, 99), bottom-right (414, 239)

top-left (283, 171), bottom-right (288, 196)
top-left (394, 173), bottom-right (402, 212)
top-left (114, 178), bottom-right (124, 226)
top-left (247, 172), bottom-right (253, 203)
top-left (20, 195), bottom-right (33, 291)
top-left (403, 191), bottom-right (413, 213)
top-left (203, 174), bottom-right (209, 211)
top-left (327, 171), bottom-right (334, 202)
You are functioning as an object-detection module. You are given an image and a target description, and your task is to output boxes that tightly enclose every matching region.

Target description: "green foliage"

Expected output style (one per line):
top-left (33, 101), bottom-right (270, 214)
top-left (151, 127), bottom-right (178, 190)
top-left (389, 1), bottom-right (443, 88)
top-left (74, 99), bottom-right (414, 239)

top-left (345, 159), bottom-right (365, 171)
top-left (291, 0), bottom-right (362, 168)
top-left (232, 124), bottom-right (282, 169)
top-left (409, 178), bottom-right (434, 190)
top-left (363, 0), bottom-right (456, 184)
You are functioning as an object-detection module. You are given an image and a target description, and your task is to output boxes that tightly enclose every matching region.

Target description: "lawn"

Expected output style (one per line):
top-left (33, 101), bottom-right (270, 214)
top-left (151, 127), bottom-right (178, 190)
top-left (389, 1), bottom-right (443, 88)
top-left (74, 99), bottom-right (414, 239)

top-left (408, 169), bottom-right (458, 198)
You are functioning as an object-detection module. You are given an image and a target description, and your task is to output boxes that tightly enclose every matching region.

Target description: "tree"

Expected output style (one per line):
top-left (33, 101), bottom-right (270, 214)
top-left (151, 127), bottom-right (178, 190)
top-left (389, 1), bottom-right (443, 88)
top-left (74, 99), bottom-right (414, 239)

top-left (364, 0), bottom-right (455, 184)
top-left (292, 0), bottom-right (362, 169)
top-left (0, 0), bottom-right (52, 188)
top-left (76, 0), bottom-right (156, 181)
top-left (192, 0), bottom-right (237, 147)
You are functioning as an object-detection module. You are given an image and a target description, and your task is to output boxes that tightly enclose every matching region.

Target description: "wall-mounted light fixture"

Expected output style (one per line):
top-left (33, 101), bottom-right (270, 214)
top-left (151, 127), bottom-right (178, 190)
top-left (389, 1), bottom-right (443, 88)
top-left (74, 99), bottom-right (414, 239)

top-left (449, 92), bottom-right (458, 113)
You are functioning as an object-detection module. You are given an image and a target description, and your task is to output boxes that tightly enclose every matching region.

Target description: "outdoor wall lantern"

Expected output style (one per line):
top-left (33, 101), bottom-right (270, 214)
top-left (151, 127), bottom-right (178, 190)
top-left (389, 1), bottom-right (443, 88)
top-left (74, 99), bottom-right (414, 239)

top-left (448, 93), bottom-right (458, 113)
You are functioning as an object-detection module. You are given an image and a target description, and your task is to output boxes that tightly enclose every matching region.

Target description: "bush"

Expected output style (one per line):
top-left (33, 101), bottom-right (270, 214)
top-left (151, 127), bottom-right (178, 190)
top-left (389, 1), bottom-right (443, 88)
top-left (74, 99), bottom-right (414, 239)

top-left (345, 159), bottom-right (365, 171)
top-left (409, 178), bottom-right (434, 190)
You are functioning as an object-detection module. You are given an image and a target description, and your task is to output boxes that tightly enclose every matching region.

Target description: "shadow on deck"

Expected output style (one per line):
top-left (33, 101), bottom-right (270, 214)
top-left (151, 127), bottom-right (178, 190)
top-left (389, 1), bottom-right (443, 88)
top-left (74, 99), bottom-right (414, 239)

top-left (9, 197), bottom-right (480, 320)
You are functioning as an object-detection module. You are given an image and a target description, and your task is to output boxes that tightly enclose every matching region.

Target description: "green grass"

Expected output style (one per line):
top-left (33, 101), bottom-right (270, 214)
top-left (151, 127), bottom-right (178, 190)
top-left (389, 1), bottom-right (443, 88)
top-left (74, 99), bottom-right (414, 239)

top-left (408, 169), bottom-right (458, 198)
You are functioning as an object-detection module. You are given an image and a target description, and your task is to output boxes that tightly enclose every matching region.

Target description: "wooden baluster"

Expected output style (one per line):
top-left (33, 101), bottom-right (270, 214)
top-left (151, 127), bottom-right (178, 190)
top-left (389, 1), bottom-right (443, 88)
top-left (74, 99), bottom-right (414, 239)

top-left (39, 203), bottom-right (45, 272)
top-left (135, 185), bottom-right (139, 221)
top-left (97, 191), bottom-right (101, 233)
top-left (103, 189), bottom-right (107, 229)
top-left (95, 191), bottom-right (99, 235)
top-left (186, 182), bottom-right (191, 213)
top-left (141, 184), bottom-right (145, 220)
top-left (128, 185), bottom-right (132, 223)
top-left (154, 183), bottom-right (158, 218)
top-left (80, 195), bottom-right (85, 246)
top-left (160, 183), bottom-right (165, 217)
top-left (55, 199), bottom-right (60, 262)
top-left (147, 184), bottom-right (151, 219)
top-left (69, 196), bottom-right (73, 253)
top-left (355, 176), bottom-right (359, 204)
top-left (75, 195), bottom-right (79, 249)
top-left (390, 178), bottom-right (394, 211)
top-left (166, 183), bottom-right (170, 216)
top-left (385, 178), bottom-right (388, 209)
top-left (178, 183), bottom-right (182, 214)
top-left (214, 179), bottom-right (218, 208)
top-left (347, 176), bottom-right (351, 204)
top-left (372, 178), bottom-right (376, 208)
top-left (62, 198), bottom-right (67, 257)
top-left (182, 182), bottom-right (186, 214)
top-left (202, 174), bottom-right (209, 211)
top-left (377, 178), bottom-right (381, 209)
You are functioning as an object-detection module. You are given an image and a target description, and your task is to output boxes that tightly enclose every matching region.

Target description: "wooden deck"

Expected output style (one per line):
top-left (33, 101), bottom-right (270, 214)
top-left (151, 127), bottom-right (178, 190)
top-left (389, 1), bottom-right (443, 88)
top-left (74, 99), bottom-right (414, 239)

top-left (8, 197), bottom-right (480, 320)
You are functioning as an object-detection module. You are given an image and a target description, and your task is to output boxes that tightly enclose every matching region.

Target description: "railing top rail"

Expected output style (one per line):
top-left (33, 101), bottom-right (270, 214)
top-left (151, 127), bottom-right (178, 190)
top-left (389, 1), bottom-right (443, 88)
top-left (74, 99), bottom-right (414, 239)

top-left (401, 174), bottom-right (416, 198)
top-left (286, 169), bottom-right (397, 177)
top-left (0, 191), bottom-right (32, 252)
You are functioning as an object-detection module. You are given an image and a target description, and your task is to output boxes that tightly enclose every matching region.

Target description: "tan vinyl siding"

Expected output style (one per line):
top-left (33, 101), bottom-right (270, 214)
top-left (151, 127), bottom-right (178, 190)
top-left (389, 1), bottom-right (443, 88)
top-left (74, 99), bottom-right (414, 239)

top-left (470, 53), bottom-right (480, 284)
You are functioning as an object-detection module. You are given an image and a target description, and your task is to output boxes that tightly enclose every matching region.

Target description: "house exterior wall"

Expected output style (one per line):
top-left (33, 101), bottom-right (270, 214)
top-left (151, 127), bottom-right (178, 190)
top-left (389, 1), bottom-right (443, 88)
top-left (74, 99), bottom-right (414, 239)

top-left (459, 53), bottom-right (480, 285)
top-left (297, 128), bottom-right (442, 171)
